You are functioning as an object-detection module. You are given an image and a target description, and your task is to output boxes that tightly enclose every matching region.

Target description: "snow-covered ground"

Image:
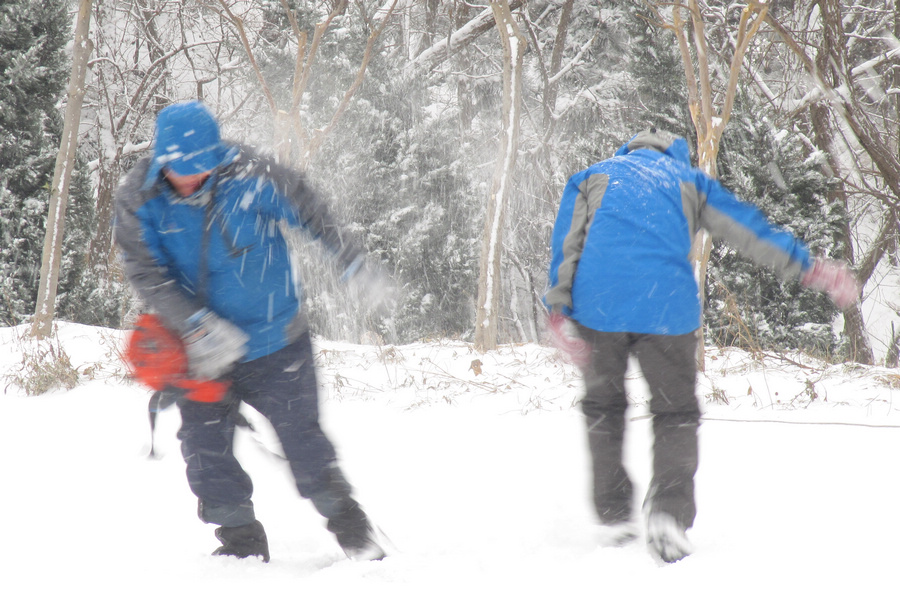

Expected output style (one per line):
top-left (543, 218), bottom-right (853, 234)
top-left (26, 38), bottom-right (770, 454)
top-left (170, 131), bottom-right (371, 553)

top-left (1, 323), bottom-right (897, 599)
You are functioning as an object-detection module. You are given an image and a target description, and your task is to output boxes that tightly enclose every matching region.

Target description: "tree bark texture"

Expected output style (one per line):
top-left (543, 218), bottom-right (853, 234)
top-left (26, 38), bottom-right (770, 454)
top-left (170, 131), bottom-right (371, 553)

top-left (32, 0), bottom-right (93, 339)
top-left (474, 0), bottom-right (525, 352)
top-left (664, 0), bottom-right (768, 370)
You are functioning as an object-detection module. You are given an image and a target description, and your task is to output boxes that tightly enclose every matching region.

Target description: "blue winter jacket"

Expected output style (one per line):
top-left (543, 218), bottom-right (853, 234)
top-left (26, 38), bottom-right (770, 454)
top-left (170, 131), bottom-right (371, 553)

top-left (545, 129), bottom-right (812, 335)
top-left (114, 143), bottom-right (362, 362)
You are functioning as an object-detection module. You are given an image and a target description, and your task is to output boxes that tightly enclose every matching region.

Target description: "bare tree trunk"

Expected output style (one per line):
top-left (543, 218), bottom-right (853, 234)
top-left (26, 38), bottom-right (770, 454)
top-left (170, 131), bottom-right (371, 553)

top-left (767, 3), bottom-right (900, 364)
top-left (542, 0), bottom-right (574, 131)
top-left (808, 36), bottom-right (875, 364)
top-left (768, 7), bottom-right (900, 245)
top-left (474, 0), bottom-right (525, 351)
top-left (32, 0), bottom-right (93, 339)
top-left (454, 1), bottom-right (475, 132)
top-left (87, 148), bottom-right (119, 274)
top-left (218, 0), bottom-right (396, 168)
top-left (301, 1), bottom-right (398, 166)
top-left (659, 0), bottom-right (768, 370)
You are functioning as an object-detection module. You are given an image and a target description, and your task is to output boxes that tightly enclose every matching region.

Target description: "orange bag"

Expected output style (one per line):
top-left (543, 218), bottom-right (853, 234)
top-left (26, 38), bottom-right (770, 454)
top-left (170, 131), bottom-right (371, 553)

top-left (125, 314), bottom-right (230, 403)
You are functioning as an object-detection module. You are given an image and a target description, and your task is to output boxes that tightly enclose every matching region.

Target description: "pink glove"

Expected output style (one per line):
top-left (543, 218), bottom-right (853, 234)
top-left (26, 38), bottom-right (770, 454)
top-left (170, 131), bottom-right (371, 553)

top-left (801, 258), bottom-right (861, 310)
top-left (547, 312), bottom-right (592, 368)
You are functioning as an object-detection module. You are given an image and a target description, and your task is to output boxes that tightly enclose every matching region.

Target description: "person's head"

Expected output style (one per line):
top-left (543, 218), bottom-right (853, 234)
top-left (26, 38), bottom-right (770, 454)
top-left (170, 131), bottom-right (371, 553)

top-left (151, 101), bottom-right (224, 196)
top-left (615, 127), bottom-right (691, 165)
top-left (626, 127), bottom-right (680, 153)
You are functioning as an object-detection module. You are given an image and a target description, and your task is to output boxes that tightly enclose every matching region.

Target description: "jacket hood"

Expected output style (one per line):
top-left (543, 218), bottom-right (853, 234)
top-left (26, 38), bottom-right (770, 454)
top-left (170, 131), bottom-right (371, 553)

top-left (144, 101), bottom-right (226, 188)
top-left (614, 128), bottom-right (691, 165)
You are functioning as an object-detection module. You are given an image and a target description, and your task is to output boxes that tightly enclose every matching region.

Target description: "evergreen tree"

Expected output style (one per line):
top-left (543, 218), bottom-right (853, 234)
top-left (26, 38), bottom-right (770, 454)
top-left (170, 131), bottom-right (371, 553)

top-left (0, 0), bottom-right (94, 327)
top-left (708, 101), bottom-right (844, 356)
top-left (620, 1), bottom-right (693, 139)
top-left (55, 163), bottom-right (121, 328)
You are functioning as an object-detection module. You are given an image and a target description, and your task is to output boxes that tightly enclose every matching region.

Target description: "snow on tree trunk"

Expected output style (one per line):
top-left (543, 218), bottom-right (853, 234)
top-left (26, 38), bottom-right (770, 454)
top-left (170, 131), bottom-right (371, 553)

top-left (809, 97), bottom-right (874, 364)
top-left (32, 0), bottom-right (93, 339)
top-left (474, 1), bottom-right (525, 352)
top-left (404, 0), bottom-right (524, 78)
top-left (768, 2), bottom-right (900, 365)
top-left (86, 143), bottom-right (120, 276)
top-left (658, 0), bottom-right (768, 370)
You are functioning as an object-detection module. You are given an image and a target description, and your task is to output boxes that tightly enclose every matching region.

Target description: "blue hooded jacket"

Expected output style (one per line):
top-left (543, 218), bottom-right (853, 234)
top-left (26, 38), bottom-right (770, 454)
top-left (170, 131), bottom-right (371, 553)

top-left (545, 129), bottom-right (812, 335)
top-left (115, 102), bottom-right (362, 361)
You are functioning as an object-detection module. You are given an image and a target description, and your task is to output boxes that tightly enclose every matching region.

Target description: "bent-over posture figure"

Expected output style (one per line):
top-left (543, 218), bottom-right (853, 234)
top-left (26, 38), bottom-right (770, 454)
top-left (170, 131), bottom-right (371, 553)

top-left (545, 128), bottom-right (858, 562)
top-left (116, 101), bottom-right (386, 562)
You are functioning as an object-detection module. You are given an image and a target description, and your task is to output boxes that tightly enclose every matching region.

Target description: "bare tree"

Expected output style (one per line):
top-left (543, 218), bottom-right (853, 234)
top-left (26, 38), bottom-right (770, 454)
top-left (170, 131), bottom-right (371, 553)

top-left (214, 0), bottom-right (398, 168)
top-left (84, 1), bottom-right (228, 280)
top-left (474, 0), bottom-right (526, 351)
top-left (765, 3), bottom-right (900, 364)
top-left (509, 0), bottom-right (600, 342)
top-left (32, 0), bottom-right (93, 338)
top-left (648, 0), bottom-right (770, 369)
top-left (404, 0), bottom-right (525, 78)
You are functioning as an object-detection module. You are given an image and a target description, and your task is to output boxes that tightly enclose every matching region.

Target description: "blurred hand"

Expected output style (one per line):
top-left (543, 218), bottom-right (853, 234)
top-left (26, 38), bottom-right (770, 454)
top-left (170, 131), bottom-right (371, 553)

top-left (183, 309), bottom-right (249, 380)
top-left (801, 257), bottom-right (861, 310)
top-left (547, 311), bottom-right (591, 368)
top-left (348, 261), bottom-right (398, 319)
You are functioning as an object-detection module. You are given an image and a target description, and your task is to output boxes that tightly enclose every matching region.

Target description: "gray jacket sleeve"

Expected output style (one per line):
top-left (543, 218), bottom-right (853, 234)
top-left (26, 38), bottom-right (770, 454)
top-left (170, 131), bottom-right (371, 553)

top-left (690, 177), bottom-right (811, 281)
top-left (545, 172), bottom-right (609, 310)
top-left (113, 158), bottom-right (205, 335)
top-left (247, 148), bottom-right (365, 272)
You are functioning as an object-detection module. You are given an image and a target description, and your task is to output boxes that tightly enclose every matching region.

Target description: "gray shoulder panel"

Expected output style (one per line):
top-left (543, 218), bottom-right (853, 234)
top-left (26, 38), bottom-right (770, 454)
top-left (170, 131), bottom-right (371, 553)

top-left (701, 204), bottom-right (805, 280)
top-left (546, 172), bottom-right (609, 309)
top-left (113, 157), bottom-right (203, 333)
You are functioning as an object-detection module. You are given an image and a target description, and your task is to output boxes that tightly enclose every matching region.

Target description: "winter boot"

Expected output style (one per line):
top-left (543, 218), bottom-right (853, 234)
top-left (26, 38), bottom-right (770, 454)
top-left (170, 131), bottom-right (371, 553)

top-left (327, 502), bottom-right (386, 561)
top-left (596, 520), bottom-right (639, 547)
top-left (212, 520), bottom-right (270, 562)
top-left (646, 512), bottom-right (692, 563)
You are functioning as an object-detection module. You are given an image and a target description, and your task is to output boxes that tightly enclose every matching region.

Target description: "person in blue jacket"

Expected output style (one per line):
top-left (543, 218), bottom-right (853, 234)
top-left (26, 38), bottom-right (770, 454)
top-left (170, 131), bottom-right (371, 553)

top-left (545, 128), bottom-right (859, 563)
top-left (115, 100), bottom-right (387, 562)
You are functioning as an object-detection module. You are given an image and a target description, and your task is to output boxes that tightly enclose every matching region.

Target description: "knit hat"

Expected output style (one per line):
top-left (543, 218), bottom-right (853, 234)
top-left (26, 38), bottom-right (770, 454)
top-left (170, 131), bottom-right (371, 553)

top-left (152, 101), bottom-right (223, 176)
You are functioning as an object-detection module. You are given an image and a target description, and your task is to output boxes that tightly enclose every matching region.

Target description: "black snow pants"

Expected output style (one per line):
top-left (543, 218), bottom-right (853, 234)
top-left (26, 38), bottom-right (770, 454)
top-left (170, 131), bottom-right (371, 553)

top-left (175, 331), bottom-right (361, 528)
top-left (575, 326), bottom-right (701, 529)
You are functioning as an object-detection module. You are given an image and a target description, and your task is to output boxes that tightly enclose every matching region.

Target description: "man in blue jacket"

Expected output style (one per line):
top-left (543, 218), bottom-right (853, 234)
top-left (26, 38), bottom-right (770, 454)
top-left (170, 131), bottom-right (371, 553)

top-left (115, 101), bottom-right (386, 562)
top-left (545, 128), bottom-right (858, 563)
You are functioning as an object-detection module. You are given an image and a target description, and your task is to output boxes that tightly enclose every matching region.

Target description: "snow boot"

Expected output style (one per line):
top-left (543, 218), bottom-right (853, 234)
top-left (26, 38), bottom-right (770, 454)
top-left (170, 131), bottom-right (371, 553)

top-left (646, 512), bottom-right (692, 563)
top-left (212, 520), bottom-right (270, 562)
top-left (327, 502), bottom-right (386, 561)
top-left (596, 520), bottom-right (639, 547)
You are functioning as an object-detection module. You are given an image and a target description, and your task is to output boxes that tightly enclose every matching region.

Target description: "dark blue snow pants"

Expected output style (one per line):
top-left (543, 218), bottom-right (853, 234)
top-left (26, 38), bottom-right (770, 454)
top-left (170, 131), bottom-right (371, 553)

top-left (575, 326), bottom-right (701, 530)
top-left (176, 332), bottom-right (354, 527)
